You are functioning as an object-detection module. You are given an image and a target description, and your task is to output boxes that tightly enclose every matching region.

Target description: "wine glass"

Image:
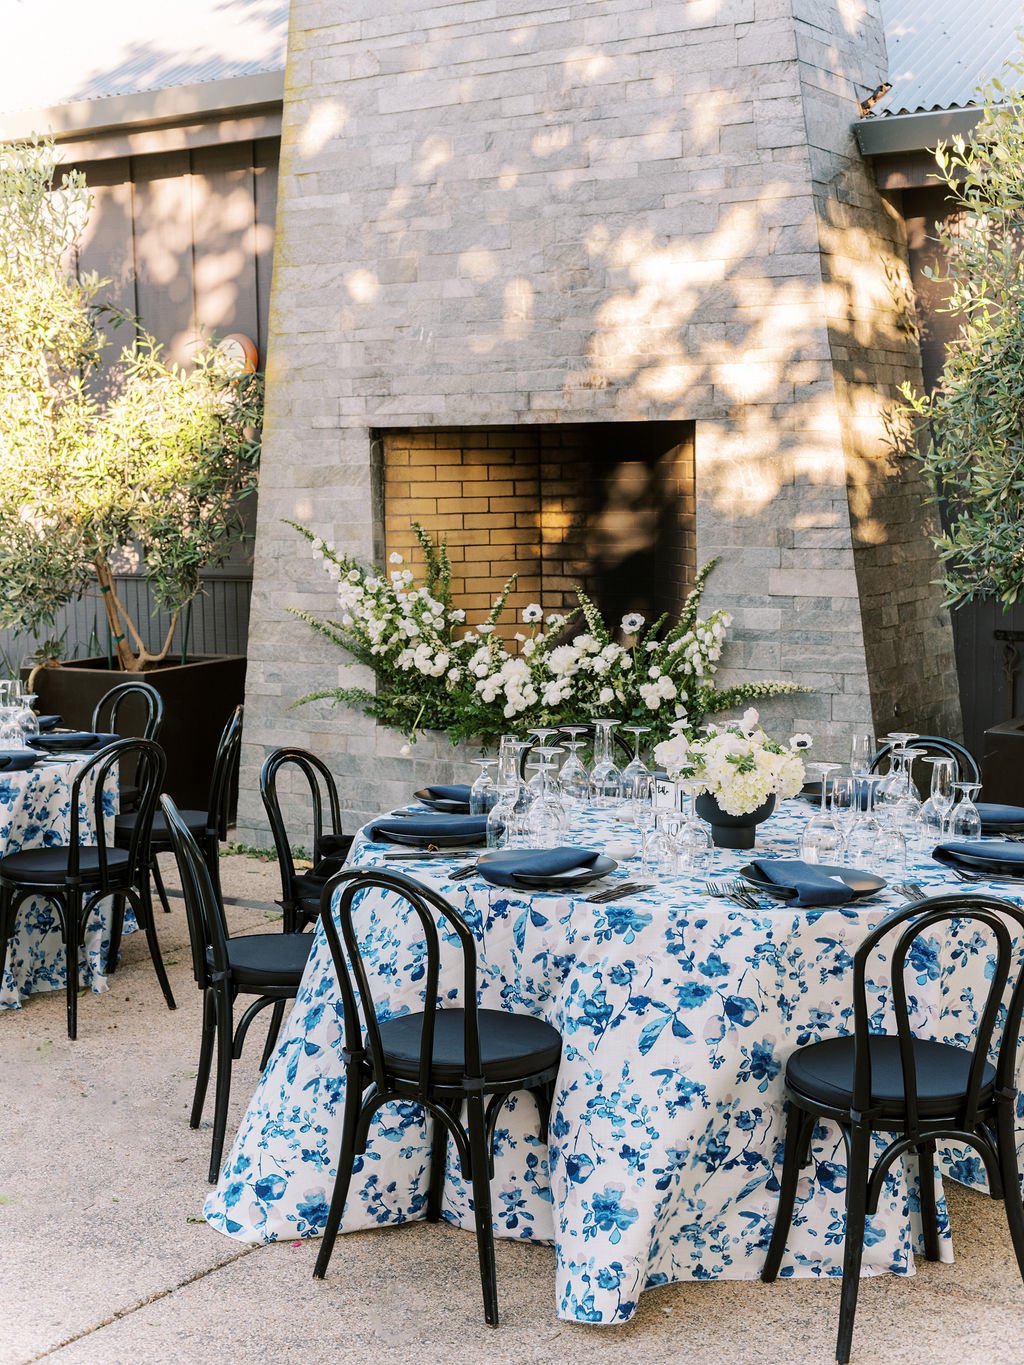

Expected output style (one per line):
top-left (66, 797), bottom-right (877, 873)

top-left (800, 762), bottom-right (842, 863)
top-left (672, 776), bottom-right (712, 876)
top-left (558, 734), bottom-right (591, 807)
top-left (486, 790), bottom-right (514, 848)
top-left (469, 759), bottom-right (498, 815)
top-left (621, 725), bottom-right (651, 792)
top-left (845, 776), bottom-right (882, 863)
top-left (525, 748), bottom-right (570, 847)
top-left (850, 731), bottom-right (875, 777)
top-left (919, 756), bottom-right (955, 841)
top-left (830, 776), bottom-right (860, 861)
top-left (949, 782), bottom-right (983, 839)
top-left (590, 719), bottom-right (623, 806)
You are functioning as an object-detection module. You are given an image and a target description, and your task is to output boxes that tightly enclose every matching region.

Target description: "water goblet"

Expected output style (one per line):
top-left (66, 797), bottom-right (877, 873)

top-left (672, 776), bottom-right (712, 876)
top-left (469, 758), bottom-right (498, 815)
top-left (486, 791), bottom-right (514, 849)
top-left (800, 762), bottom-right (842, 863)
top-left (850, 731), bottom-right (875, 777)
top-left (949, 782), bottom-right (983, 839)
top-left (830, 776), bottom-right (860, 861)
top-left (621, 725), bottom-right (651, 788)
top-left (845, 776), bottom-right (882, 864)
top-left (590, 718), bottom-right (623, 806)
top-left (873, 820), bottom-right (908, 878)
top-left (558, 736), bottom-right (591, 807)
top-left (525, 748), bottom-right (570, 847)
top-left (919, 756), bottom-right (955, 843)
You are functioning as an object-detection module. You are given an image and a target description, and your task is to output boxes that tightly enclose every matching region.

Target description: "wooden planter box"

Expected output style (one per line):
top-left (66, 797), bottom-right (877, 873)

top-left (982, 717), bottom-right (1024, 804)
top-left (31, 655), bottom-right (247, 809)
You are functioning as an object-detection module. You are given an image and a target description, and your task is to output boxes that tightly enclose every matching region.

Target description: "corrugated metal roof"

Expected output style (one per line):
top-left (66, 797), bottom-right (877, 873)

top-left (877, 0), bottom-right (1021, 116)
top-left (0, 0), bottom-right (288, 116)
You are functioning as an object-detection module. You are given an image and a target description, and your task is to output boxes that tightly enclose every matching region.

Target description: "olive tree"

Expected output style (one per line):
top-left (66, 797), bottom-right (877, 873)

top-left (899, 64), bottom-right (1024, 607)
top-left (0, 137), bottom-right (262, 670)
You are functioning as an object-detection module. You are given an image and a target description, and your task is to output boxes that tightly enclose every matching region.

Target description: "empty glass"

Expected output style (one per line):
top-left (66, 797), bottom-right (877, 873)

top-left (558, 734), bottom-right (591, 806)
top-left (800, 762), bottom-right (842, 863)
top-left (621, 725), bottom-right (651, 790)
top-left (671, 777), bottom-right (712, 876)
top-left (919, 756), bottom-right (955, 841)
top-left (850, 731), bottom-right (875, 777)
top-left (845, 776), bottom-right (883, 864)
top-left (949, 782), bottom-right (983, 839)
top-left (469, 759), bottom-right (498, 815)
top-left (525, 748), bottom-right (571, 846)
top-left (590, 719), bottom-right (623, 806)
top-left (486, 791), bottom-right (514, 848)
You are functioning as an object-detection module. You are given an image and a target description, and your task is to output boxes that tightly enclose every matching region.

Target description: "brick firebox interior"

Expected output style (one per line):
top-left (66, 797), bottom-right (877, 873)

top-left (381, 422), bottom-right (696, 637)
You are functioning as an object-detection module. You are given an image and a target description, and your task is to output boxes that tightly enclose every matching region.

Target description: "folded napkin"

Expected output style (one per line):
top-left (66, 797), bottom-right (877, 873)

top-left (365, 814), bottom-right (488, 842)
top-left (0, 751), bottom-right (39, 772)
top-left (36, 715), bottom-right (62, 732)
top-left (749, 859), bottom-right (855, 907)
top-left (478, 846), bottom-right (602, 888)
top-left (424, 784), bottom-right (472, 805)
top-left (28, 731), bottom-right (120, 751)
top-left (305, 832), bottom-right (355, 885)
top-left (933, 841), bottom-right (1024, 876)
top-left (977, 803), bottom-right (1024, 831)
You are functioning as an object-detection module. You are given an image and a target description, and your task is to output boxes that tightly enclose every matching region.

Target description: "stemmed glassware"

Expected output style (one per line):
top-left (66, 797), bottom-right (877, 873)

top-left (949, 782), bottom-right (983, 839)
top-left (469, 759), bottom-right (498, 815)
top-left (829, 776), bottom-right (860, 861)
top-left (671, 775), bottom-right (712, 876)
top-left (844, 775), bottom-right (882, 864)
top-left (590, 719), bottom-right (623, 806)
top-left (525, 748), bottom-right (571, 846)
top-left (919, 757), bottom-right (955, 842)
top-left (620, 725), bottom-right (651, 795)
top-left (558, 731), bottom-right (591, 807)
top-left (800, 762), bottom-right (842, 863)
top-left (850, 731), bottom-right (875, 778)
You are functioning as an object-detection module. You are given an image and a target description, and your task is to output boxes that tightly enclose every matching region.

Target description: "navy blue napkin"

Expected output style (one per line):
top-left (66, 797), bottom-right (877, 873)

top-left (933, 841), bottom-right (1024, 876)
top-left (977, 803), bottom-right (1024, 831)
top-left (36, 715), bottom-right (62, 732)
top-left (28, 731), bottom-right (120, 752)
top-left (425, 784), bottom-right (472, 805)
top-left (478, 846), bottom-right (601, 888)
top-left (750, 859), bottom-right (854, 907)
top-left (0, 751), bottom-right (40, 772)
top-left (365, 814), bottom-right (488, 842)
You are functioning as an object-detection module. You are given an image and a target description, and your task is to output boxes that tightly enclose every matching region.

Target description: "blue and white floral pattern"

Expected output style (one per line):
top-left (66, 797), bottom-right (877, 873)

top-left (0, 762), bottom-right (123, 1009)
top-left (204, 802), bottom-right (1024, 1322)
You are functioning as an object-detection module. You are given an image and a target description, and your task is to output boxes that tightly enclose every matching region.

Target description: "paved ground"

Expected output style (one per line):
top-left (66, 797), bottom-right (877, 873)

top-left (3, 853), bottom-right (1024, 1365)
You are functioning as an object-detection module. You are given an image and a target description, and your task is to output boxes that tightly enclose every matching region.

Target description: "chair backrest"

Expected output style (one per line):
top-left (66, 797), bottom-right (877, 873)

top-left (161, 793), bottom-right (231, 987)
top-left (91, 681), bottom-right (164, 741)
top-left (869, 735), bottom-right (980, 785)
top-left (320, 867), bottom-right (484, 1092)
top-left (69, 738), bottom-right (166, 883)
top-left (260, 747), bottom-right (343, 904)
top-left (851, 893), bottom-right (1024, 1137)
top-left (205, 705), bottom-right (244, 837)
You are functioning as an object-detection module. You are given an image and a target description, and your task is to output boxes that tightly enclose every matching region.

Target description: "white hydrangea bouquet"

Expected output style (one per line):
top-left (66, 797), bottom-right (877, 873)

top-left (290, 522), bottom-right (806, 746)
top-left (654, 709), bottom-right (811, 816)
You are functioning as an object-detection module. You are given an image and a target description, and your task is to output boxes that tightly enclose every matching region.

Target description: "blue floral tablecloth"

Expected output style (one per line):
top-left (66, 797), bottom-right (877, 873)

top-left (204, 799), bottom-right (1024, 1323)
top-left (0, 760), bottom-right (122, 1009)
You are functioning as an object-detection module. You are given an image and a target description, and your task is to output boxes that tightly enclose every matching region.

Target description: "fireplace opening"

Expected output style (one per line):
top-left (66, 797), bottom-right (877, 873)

top-left (378, 421), bottom-right (695, 636)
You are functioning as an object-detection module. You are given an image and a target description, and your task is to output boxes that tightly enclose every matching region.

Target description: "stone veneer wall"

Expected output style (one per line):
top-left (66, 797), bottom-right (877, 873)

top-left (236, 0), bottom-right (959, 845)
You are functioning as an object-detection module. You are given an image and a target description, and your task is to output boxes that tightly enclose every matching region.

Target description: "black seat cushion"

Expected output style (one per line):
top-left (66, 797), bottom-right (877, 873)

top-left (0, 846), bottom-right (131, 885)
top-left (786, 1034), bottom-right (996, 1119)
top-left (377, 1007), bottom-right (561, 1085)
top-left (116, 808), bottom-right (209, 847)
top-left (213, 932), bottom-right (314, 989)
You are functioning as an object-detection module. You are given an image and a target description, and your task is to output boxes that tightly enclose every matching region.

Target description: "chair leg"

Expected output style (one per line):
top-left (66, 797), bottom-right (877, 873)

top-left (151, 856), bottom-right (173, 915)
top-left (65, 890), bottom-right (81, 1041)
top-left (836, 1124), bottom-right (872, 1365)
top-left (259, 999), bottom-right (287, 1070)
top-left (762, 1102), bottom-right (812, 1282)
top-left (995, 1102), bottom-right (1024, 1284)
top-left (208, 989), bottom-right (236, 1183)
top-left (131, 883), bottom-right (176, 1011)
top-left (427, 1104), bottom-right (450, 1223)
top-left (314, 1062), bottom-right (365, 1279)
top-left (466, 1091), bottom-right (500, 1327)
top-left (191, 989), bottom-right (217, 1129)
top-left (917, 1140), bottom-right (941, 1261)
top-left (0, 884), bottom-right (15, 981)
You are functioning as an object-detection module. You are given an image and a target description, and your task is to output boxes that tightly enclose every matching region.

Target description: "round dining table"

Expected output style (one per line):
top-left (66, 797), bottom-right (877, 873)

top-left (203, 797), bottom-right (1024, 1324)
top-left (0, 755), bottom-right (122, 1009)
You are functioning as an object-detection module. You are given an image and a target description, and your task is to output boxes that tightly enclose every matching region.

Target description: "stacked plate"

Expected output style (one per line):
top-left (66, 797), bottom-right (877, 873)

top-left (740, 862), bottom-right (886, 903)
top-left (932, 840), bottom-right (1024, 882)
top-left (977, 803), bottom-right (1024, 836)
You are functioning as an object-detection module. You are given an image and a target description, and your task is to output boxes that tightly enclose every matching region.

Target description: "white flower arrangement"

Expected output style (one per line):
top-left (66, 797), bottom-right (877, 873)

top-left (290, 522), bottom-right (808, 744)
top-left (654, 709), bottom-right (808, 816)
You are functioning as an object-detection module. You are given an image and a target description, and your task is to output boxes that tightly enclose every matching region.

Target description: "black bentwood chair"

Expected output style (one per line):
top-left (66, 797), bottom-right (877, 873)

top-left (161, 795), bottom-right (314, 1183)
top-left (91, 680), bottom-right (164, 742)
top-left (261, 747), bottom-right (351, 933)
top-left (869, 735), bottom-right (980, 785)
top-left (313, 867), bottom-right (563, 1326)
top-left (114, 705), bottom-right (243, 919)
top-left (761, 893), bottom-right (1024, 1364)
top-left (0, 738), bottom-right (174, 1039)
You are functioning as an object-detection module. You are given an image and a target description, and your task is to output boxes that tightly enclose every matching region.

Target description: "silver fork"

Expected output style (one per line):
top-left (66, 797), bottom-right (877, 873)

top-left (584, 882), bottom-right (650, 904)
top-left (895, 881), bottom-right (927, 900)
top-left (705, 877), bottom-right (760, 909)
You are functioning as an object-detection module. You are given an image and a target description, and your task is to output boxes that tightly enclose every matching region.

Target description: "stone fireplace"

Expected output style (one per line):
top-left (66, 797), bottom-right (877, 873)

top-left (236, 0), bottom-right (961, 843)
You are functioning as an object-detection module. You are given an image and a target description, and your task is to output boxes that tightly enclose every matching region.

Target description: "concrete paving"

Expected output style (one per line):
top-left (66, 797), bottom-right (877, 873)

top-left (3, 853), bottom-right (1024, 1365)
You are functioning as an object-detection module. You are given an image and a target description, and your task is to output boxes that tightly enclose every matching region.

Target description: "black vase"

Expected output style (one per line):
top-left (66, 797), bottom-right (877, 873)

top-left (694, 792), bottom-right (776, 850)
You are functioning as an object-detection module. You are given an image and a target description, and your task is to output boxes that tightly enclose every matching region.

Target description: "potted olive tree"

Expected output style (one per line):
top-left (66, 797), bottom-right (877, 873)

top-left (0, 137), bottom-right (262, 803)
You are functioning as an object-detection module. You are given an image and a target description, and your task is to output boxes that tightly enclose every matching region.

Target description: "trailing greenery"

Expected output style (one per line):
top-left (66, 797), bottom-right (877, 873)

top-left (290, 522), bottom-right (807, 746)
top-left (897, 63), bottom-right (1024, 606)
top-left (0, 136), bottom-right (263, 669)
